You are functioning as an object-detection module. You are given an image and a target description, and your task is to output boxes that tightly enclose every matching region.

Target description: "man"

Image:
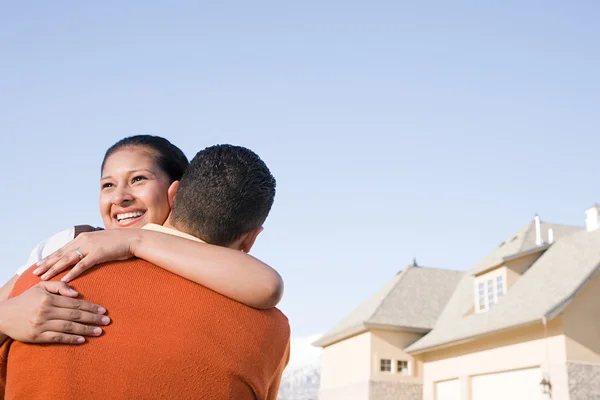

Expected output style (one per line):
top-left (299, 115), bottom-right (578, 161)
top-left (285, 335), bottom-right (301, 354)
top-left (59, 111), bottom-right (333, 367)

top-left (0, 144), bottom-right (290, 399)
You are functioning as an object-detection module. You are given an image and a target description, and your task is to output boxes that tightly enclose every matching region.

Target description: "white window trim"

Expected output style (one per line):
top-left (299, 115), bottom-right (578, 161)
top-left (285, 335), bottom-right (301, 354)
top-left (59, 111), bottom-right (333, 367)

top-left (496, 274), bottom-right (505, 298)
top-left (475, 269), bottom-right (507, 312)
top-left (397, 359), bottom-right (411, 376)
top-left (378, 357), bottom-right (412, 376)
top-left (380, 358), bottom-right (392, 373)
top-left (477, 282), bottom-right (485, 311)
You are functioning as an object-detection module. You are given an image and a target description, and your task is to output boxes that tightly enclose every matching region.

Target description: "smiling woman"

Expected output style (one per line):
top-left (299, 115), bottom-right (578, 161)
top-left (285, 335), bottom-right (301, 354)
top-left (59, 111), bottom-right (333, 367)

top-left (0, 135), bottom-right (284, 346)
top-left (100, 148), bottom-right (175, 230)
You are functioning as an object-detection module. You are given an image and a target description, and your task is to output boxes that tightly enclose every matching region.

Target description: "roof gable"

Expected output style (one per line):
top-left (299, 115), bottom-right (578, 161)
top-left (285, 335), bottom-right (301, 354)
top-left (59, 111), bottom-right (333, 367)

top-left (469, 220), bottom-right (582, 276)
top-left (314, 266), bottom-right (463, 347)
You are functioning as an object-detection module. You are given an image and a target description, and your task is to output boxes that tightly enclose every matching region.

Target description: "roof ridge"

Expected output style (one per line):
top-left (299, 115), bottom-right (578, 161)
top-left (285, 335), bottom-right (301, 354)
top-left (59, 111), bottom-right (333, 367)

top-left (518, 219), bottom-right (535, 252)
top-left (420, 266), bottom-right (464, 274)
top-left (368, 266), bottom-right (414, 321)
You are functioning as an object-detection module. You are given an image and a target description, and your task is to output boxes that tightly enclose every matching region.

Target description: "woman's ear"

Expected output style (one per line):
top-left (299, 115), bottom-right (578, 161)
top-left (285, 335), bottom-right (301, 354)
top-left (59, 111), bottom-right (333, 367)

top-left (167, 181), bottom-right (180, 209)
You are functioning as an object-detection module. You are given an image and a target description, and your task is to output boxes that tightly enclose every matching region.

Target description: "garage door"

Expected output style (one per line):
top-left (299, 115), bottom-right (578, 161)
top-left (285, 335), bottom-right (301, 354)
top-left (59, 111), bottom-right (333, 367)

top-left (435, 379), bottom-right (460, 400)
top-left (471, 367), bottom-right (542, 400)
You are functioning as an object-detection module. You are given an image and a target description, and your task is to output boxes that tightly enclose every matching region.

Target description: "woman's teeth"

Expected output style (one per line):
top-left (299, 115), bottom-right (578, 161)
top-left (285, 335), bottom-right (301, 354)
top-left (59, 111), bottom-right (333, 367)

top-left (117, 211), bottom-right (144, 222)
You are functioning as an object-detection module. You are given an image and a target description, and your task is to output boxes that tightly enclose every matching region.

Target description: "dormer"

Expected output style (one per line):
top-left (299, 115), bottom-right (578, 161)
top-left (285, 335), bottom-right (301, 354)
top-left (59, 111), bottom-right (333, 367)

top-left (472, 214), bottom-right (582, 313)
top-left (473, 248), bottom-right (546, 313)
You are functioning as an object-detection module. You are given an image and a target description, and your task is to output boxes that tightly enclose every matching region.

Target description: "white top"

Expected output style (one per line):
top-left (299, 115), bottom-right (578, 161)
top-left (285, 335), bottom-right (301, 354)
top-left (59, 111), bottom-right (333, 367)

top-left (15, 227), bottom-right (76, 276)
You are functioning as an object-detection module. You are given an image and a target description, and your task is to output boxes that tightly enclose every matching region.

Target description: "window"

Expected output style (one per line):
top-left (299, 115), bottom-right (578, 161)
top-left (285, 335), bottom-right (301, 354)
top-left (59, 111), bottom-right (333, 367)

top-left (397, 360), bottom-right (409, 375)
top-left (478, 282), bottom-right (485, 310)
top-left (380, 359), bottom-right (391, 372)
top-left (487, 279), bottom-right (494, 307)
top-left (496, 275), bottom-right (504, 298)
top-left (477, 271), bottom-right (506, 312)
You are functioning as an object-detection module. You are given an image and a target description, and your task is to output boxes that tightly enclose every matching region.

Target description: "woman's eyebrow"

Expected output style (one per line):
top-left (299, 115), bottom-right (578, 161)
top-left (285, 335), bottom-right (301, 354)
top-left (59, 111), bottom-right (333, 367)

top-left (100, 169), bottom-right (156, 180)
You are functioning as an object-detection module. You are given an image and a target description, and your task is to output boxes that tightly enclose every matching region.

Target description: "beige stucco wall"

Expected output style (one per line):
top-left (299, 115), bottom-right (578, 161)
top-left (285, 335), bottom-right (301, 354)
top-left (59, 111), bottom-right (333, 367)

top-left (319, 329), bottom-right (426, 400)
top-left (418, 319), bottom-right (569, 400)
top-left (319, 331), bottom-right (371, 397)
top-left (370, 329), bottom-right (424, 382)
top-left (562, 269), bottom-right (600, 364)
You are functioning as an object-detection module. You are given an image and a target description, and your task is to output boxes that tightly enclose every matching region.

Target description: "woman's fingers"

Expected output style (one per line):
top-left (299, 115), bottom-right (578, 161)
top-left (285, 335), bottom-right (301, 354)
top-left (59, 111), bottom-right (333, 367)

top-left (48, 307), bottom-right (111, 327)
top-left (35, 281), bottom-right (79, 297)
top-left (42, 319), bottom-right (105, 338)
top-left (35, 331), bottom-right (87, 345)
top-left (61, 259), bottom-right (94, 283)
top-left (34, 236), bottom-right (83, 276)
top-left (39, 250), bottom-right (84, 280)
top-left (50, 292), bottom-right (107, 315)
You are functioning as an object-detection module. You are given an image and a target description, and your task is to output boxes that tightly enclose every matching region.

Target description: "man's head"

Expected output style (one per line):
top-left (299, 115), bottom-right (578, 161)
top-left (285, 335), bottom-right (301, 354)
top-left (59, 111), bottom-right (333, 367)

top-left (167, 144), bottom-right (276, 252)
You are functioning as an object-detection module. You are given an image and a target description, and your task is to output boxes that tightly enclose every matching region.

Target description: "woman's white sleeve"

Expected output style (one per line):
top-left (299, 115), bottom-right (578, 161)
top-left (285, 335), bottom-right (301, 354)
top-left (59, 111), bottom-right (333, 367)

top-left (14, 227), bottom-right (75, 276)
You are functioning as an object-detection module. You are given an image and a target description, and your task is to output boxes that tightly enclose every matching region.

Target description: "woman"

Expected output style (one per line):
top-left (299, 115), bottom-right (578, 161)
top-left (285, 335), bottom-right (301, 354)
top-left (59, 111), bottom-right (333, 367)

top-left (0, 135), bottom-right (283, 345)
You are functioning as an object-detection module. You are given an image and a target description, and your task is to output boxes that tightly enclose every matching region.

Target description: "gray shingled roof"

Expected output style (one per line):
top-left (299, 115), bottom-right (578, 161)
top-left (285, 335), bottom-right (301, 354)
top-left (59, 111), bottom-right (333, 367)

top-left (406, 221), bottom-right (598, 354)
top-left (313, 266), bottom-right (463, 347)
top-left (470, 219), bottom-right (582, 276)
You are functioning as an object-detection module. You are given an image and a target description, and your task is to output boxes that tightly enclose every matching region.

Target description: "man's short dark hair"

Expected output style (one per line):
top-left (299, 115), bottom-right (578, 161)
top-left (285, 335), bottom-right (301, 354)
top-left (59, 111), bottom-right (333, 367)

top-left (170, 144), bottom-right (276, 246)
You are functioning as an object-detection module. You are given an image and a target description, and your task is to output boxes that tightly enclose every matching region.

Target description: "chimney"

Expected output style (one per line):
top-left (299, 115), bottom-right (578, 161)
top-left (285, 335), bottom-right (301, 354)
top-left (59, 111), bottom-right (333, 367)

top-left (535, 214), bottom-right (542, 245)
top-left (548, 228), bottom-right (554, 244)
top-left (586, 204), bottom-right (600, 232)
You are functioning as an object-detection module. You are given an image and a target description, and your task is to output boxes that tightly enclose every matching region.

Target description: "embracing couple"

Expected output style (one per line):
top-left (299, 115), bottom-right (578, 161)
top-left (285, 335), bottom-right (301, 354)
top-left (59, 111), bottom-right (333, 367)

top-left (0, 135), bottom-right (290, 399)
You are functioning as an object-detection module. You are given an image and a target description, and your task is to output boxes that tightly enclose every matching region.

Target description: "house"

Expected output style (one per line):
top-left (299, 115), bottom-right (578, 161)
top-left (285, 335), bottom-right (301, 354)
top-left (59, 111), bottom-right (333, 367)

top-left (315, 204), bottom-right (600, 400)
top-left (406, 207), bottom-right (600, 400)
top-left (313, 264), bottom-right (463, 400)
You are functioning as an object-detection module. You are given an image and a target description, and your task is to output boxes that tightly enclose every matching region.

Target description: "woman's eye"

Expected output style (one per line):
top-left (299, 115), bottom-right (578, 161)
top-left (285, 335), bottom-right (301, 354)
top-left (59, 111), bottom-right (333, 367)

top-left (101, 182), bottom-right (114, 189)
top-left (132, 176), bottom-right (147, 184)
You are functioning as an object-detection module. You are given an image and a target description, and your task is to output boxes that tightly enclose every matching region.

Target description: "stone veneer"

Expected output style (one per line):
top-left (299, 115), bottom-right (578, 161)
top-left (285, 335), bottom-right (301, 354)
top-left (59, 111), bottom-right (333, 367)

top-left (567, 361), bottom-right (600, 400)
top-left (318, 381), bottom-right (370, 400)
top-left (369, 380), bottom-right (423, 400)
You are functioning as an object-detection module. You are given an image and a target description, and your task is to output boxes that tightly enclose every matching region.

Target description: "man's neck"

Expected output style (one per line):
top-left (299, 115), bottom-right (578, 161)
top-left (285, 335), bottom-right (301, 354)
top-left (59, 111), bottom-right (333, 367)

top-left (162, 220), bottom-right (177, 230)
top-left (143, 223), bottom-right (205, 244)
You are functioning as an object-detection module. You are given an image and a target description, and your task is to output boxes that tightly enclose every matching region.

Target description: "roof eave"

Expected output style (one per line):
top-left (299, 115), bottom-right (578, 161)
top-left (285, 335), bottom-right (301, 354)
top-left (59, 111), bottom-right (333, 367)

top-left (364, 322), bottom-right (431, 334)
top-left (502, 243), bottom-right (551, 263)
top-left (313, 322), bottom-right (431, 348)
top-left (406, 319), bottom-right (543, 355)
top-left (474, 243), bottom-right (551, 277)
top-left (312, 324), bottom-right (369, 348)
top-left (544, 260), bottom-right (600, 321)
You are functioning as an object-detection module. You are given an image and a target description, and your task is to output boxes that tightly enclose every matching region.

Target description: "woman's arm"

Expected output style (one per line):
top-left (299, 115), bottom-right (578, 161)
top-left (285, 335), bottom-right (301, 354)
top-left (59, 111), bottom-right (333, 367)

top-left (35, 229), bottom-right (284, 309)
top-left (0, 276), bottom-right (18, 344)
top-left (0, 227), bottom-right (111, 346)
top-left (130, 230), bottom-right (284, 308)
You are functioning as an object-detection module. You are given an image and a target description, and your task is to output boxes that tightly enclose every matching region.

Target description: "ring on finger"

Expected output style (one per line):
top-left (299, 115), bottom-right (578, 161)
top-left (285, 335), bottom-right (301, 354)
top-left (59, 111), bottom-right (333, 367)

top-left (74, 249), bottom-right (84, 260)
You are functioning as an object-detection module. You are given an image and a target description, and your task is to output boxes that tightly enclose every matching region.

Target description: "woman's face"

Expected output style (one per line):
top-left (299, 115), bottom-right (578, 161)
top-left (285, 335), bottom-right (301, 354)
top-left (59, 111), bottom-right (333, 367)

top-left (99, 147), bottom-right (173, 230)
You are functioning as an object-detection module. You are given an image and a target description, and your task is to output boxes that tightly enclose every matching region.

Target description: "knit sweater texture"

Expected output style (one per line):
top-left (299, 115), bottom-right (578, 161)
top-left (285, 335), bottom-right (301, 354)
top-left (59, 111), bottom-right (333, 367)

top-left (0, 260), bottom-right (290, 400)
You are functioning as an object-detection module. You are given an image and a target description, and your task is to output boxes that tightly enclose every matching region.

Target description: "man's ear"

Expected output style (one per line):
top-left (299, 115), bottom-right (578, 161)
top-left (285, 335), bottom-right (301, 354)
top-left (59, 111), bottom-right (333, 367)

top-left (239, 226), bottom-right (264, 253)
top-left (167, 181), bottom-right (180, 209)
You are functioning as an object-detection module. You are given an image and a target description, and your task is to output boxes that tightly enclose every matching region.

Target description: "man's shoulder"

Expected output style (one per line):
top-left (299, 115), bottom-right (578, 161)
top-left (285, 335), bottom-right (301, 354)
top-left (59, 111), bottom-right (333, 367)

top-left (239, 306), bottom-right (291, 350)
top-left (10, 267), bottom-right (42, 298)
top-left (266, 307), bottom-right (290, 331)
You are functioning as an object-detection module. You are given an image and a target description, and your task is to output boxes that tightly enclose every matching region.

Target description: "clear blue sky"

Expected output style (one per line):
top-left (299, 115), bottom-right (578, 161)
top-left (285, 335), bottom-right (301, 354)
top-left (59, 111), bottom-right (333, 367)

top-left (1, 2), bottom-right (599, 338)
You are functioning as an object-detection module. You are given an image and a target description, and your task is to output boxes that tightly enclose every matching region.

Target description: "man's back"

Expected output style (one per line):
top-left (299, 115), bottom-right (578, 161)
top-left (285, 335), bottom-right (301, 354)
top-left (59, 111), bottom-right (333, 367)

top-left (3, 260), bottom-right (290, 400)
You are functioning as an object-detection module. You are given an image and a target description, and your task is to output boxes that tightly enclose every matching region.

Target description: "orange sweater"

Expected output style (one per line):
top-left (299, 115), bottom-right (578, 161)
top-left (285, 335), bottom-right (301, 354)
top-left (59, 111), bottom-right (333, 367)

top-left (0, 260), bottom-right (290, 400)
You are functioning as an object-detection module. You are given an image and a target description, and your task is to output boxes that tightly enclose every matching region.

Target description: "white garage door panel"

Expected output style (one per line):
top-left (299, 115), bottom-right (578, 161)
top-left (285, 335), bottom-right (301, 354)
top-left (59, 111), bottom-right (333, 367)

top-left (435, 379), bottom-right (460, 400)
top-left (471, 367), bottom-right (542, 400)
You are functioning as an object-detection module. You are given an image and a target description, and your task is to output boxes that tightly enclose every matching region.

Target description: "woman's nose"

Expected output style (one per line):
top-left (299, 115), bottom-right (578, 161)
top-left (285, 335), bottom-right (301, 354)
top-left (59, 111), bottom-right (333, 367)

top-left (111, 186), bottom-right (134, 205)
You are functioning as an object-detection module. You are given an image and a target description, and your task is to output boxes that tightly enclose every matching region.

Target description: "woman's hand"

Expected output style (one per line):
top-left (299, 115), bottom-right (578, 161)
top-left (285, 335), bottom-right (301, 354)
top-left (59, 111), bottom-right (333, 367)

top-left (33, 229), bottom-right (141, 282)
top-left (0, 281), bottom-right (109, 344)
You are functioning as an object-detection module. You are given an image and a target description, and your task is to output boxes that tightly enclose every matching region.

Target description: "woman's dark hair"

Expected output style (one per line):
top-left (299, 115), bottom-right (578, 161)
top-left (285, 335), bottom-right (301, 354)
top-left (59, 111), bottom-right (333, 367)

top-left (101, 135), bottom-right (190, 183)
